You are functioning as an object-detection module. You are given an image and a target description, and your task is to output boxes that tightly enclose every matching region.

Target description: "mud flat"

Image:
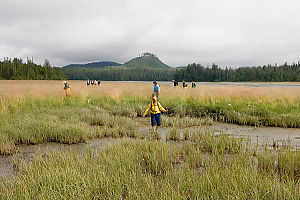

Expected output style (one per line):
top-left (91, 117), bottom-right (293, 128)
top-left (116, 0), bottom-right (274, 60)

top-left (210, 122), bottom-right (300, 146)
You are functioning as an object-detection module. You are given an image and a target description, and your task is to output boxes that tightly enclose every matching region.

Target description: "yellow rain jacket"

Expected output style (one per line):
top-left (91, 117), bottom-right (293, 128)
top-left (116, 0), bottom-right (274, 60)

top-left (144, 101), bottom-right (166, 115)
top-left (64, 85), bottom-right (72, 97)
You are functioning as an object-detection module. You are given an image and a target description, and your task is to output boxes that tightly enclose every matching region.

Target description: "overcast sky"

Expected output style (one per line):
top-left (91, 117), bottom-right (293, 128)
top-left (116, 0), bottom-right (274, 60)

top-left (1, 0), bottom-right (300, 68)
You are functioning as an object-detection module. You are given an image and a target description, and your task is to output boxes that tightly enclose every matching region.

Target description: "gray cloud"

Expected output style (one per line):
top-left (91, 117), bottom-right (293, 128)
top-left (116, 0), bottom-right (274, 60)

top-left (1, 0), bottom-right (300, 67)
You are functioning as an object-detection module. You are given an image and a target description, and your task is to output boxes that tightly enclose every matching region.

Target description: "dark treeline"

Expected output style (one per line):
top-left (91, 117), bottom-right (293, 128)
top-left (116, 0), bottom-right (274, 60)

top-left (0, 57), bottom-right (66, 80)
top-left (63, 61), bottom-right (300, 82)
top-left (175, 63), bottom-right (300, 82)
top-left (63, 66), bottom-right (176, 81)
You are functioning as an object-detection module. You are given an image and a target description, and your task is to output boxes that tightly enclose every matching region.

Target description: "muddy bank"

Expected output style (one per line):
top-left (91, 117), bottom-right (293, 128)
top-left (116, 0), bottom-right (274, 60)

top-left (0, 138), bottom-right (122, 181)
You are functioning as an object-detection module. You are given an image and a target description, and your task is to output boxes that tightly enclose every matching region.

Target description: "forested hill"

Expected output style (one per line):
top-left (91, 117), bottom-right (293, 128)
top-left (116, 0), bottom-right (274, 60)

top-left (63, 61), bottom-right (121, 69)
top-left (124, 53), bottom-right (170, 68)
top-left (0, 58), bottom-right (66, 80)
top-left (62, 66), bottom-right (176, 81)
top-left (62, 53), bottom-right (172, 80)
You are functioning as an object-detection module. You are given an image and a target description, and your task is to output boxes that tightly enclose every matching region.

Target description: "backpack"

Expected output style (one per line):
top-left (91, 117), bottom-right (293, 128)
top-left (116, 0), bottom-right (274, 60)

top-left (150, 102), bottom-right (160, 112)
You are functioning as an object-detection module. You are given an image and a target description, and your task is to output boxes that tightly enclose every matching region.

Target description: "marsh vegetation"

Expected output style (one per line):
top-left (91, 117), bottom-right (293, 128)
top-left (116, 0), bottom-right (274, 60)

top-left (0, 81), bottom-right (299, 199)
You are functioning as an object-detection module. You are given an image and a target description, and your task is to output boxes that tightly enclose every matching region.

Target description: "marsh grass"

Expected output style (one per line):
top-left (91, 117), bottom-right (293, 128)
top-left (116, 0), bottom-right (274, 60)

top-left (1, 81), bottom-right (299, 127)
top-left (183, 129), bottom-right (191, 140)
top-left (0, 82), bottom-right (299, 198)
top-left (163, 115), bottom-right (213, 128)
top-left (166, 126), bottom-right (181, 141)
top-left (0, 97), bottom-right (138, 155)
top-left (258, 149), bottom-right (300, 181)
top-left (165, 98), bottom-right (300, 128)
top-left (0, 140), bottom-right (299, 199)
top-left (189, 129), bottom-right (244, 154)
top-left (1, 93), bottom-right (299, 155)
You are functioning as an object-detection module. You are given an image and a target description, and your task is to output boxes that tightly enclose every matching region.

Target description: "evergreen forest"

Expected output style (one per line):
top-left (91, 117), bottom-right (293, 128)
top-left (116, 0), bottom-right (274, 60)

top-left (1, 57), bottom-right (300, 82)
top-left (175, 63), bottom-right (300, 82)
top-left (62, 66), bottom-right (176, 81)
top-left (0, 58), bottom-right (66, 80)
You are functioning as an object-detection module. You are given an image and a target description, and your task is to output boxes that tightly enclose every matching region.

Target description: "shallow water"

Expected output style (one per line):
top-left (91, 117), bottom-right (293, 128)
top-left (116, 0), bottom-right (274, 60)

top-left (109, 81), bottom-right (300, 88)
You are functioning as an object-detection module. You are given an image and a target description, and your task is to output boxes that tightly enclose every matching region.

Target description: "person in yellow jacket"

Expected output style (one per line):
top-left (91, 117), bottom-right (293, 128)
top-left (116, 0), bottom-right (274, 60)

top-left (143, 96), bottom-right (168, 134)
top-left (63, 81), bottom-right (72, 97)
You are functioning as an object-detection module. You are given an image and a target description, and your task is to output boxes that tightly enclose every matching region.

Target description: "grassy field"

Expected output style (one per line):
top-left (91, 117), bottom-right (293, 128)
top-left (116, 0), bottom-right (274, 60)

top-left (0, 80), bottom-right (299, 199)
top-left (1, 80), bottom-right (300, 100)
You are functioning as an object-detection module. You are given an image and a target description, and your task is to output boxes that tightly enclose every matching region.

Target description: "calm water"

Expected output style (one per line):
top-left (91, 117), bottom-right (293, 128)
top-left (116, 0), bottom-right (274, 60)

top-left (106, 81), bottom-right (300, 88)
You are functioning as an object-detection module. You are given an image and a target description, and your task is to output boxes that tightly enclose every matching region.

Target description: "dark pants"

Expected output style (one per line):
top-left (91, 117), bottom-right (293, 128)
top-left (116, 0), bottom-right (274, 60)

top-left (151, 113), bottom-right (161, 127)
top-left (152, 91), bottom-right (159, 98)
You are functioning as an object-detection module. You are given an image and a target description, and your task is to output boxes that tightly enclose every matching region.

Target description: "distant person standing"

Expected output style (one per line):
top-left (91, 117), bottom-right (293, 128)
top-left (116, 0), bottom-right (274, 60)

top-left (192, 81), bottom-right (196, 88)
top-left (182, 81), bottom-right (188, 88)
top-left (63, 81), bottom-right (72, 97)
top-left (87, 79), bottom-right (90, 86)
top-left (152, 81), bottom-right (160, 97)
top-left (97, 80), bottom-right (101, 86)
top-left (143, 96), bottom-right (168, 135)
top-left (172, 80), bottom-right (178, 87)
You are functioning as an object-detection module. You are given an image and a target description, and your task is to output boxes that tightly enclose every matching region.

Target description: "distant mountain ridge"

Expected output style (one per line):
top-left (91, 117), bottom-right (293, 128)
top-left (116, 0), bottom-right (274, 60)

top-left (63, 61), bottom-right (121, 69)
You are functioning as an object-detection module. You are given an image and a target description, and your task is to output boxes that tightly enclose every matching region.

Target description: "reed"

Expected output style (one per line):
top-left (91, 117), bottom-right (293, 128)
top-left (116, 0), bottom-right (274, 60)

top-left (166, 126), bottom-right (181, 141)
top-left (258, 149), bottom-right (300, 181)
top-left (0, 140), bottom-right (298, 199)
top-left (0, 97), bottom-right (138, 155)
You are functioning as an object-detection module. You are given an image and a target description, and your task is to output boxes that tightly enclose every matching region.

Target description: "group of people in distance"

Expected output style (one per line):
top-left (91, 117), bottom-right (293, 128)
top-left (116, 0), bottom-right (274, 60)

top-left (172, 80), bottom-right (196, 88)
top-left (87, 79), bottom-right (101, 86)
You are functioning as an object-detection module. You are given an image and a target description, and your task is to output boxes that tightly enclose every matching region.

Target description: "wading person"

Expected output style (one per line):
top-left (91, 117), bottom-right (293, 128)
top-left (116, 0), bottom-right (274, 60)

top-left (63, 81), bottom-right (72, 97)
top-left (152, 81), bottom-right (160, 98)
top-left (143, 96), bottom-right (168, 135)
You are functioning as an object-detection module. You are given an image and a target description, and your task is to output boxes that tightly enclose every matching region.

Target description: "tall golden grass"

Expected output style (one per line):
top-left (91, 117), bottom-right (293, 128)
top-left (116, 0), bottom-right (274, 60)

top-left (1, 80), bottom-right (300, 100)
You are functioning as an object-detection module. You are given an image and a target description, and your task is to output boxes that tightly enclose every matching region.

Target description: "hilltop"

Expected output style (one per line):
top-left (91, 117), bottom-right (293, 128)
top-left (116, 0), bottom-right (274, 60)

top-left (123, 53), bottom-right (170, 68)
